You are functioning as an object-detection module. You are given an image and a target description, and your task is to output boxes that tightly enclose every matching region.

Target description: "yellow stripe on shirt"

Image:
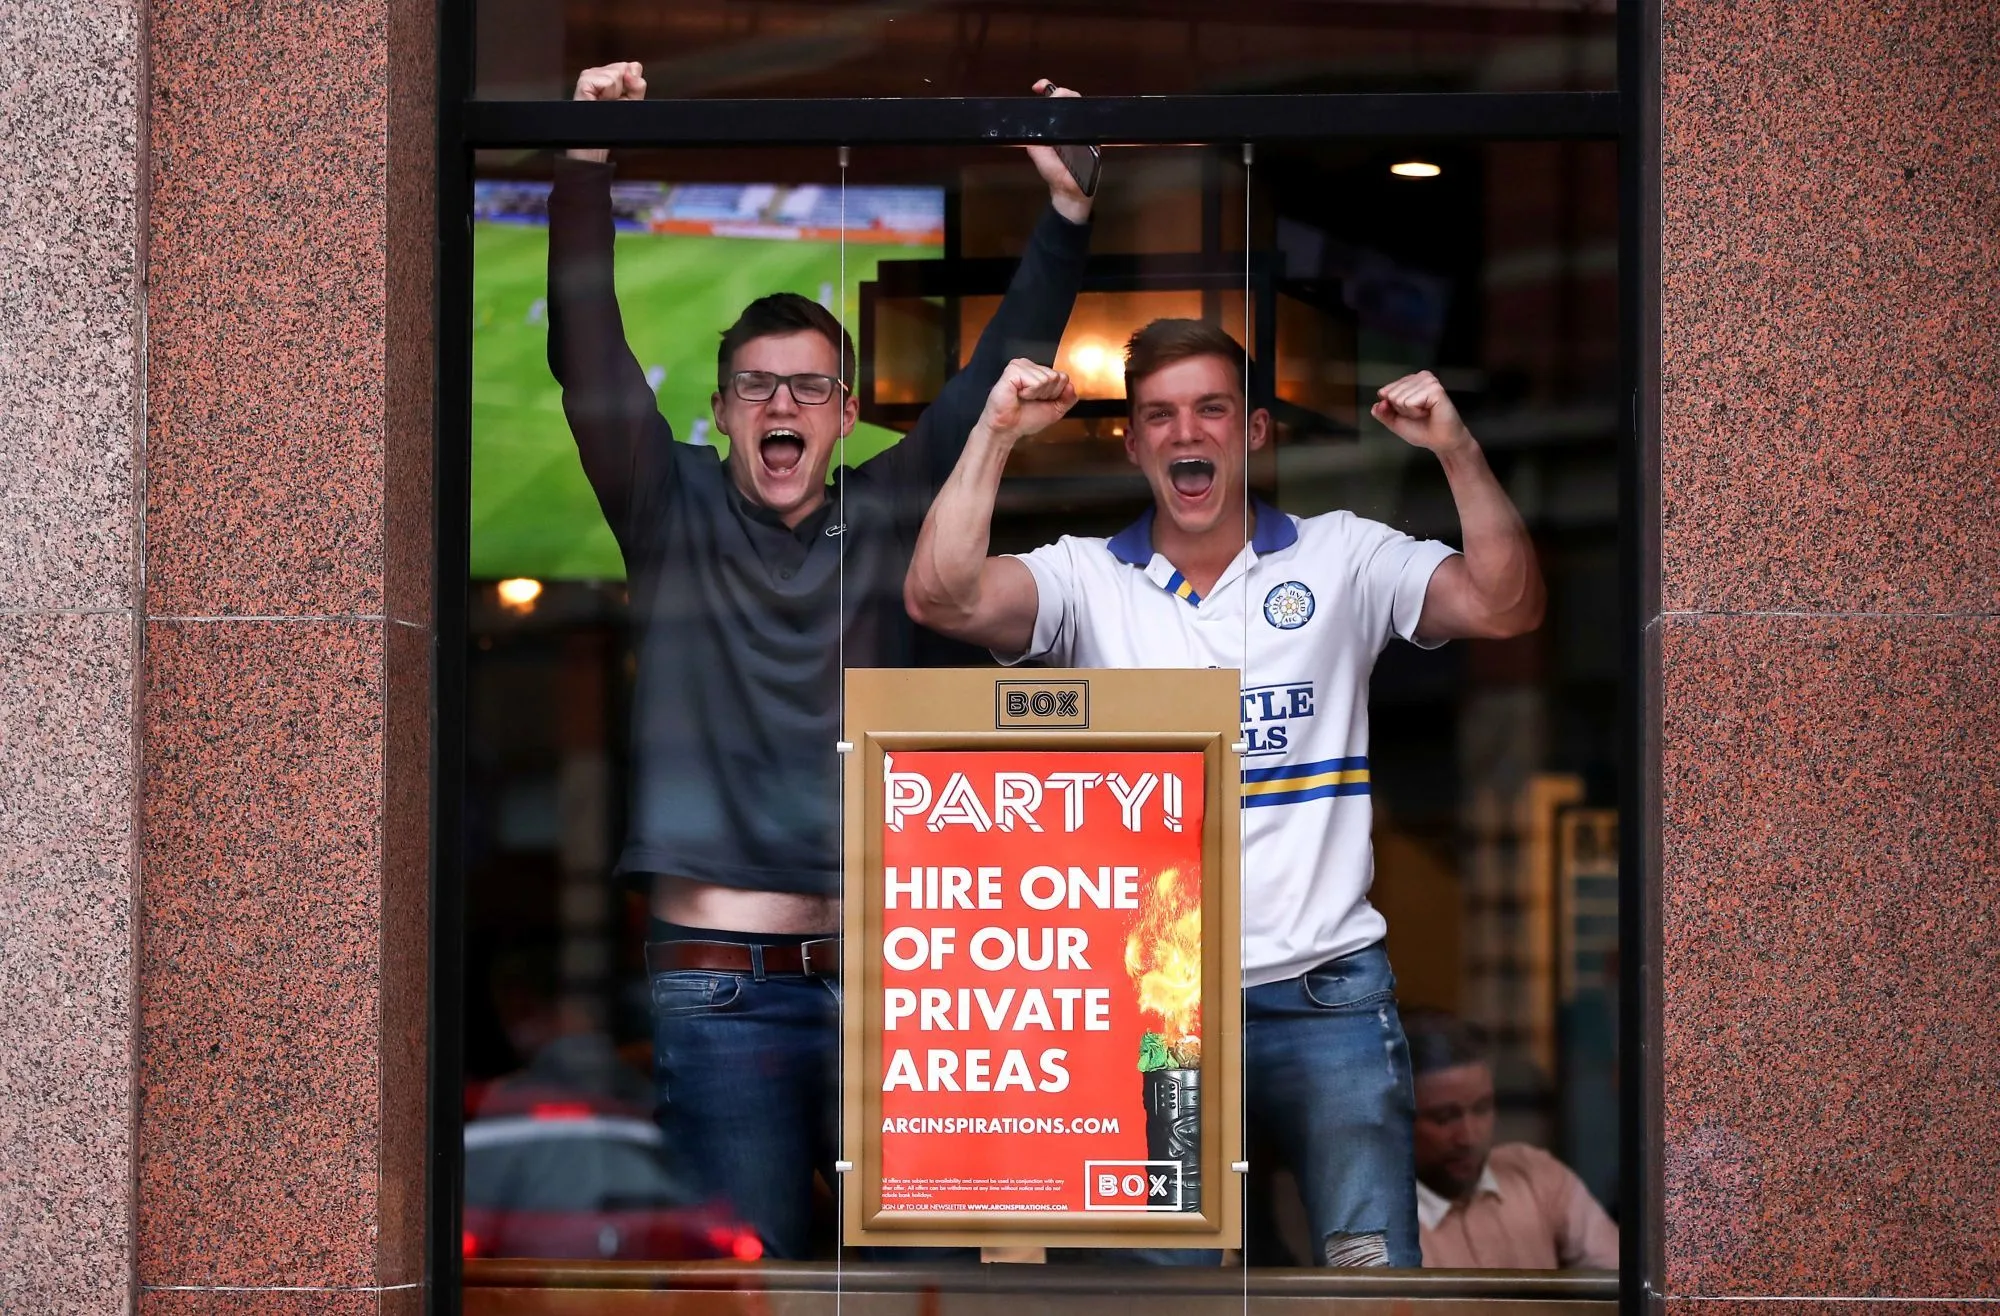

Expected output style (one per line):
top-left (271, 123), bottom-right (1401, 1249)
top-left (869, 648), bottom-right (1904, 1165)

top-left (1240, 767), bottom-right (1371, 797)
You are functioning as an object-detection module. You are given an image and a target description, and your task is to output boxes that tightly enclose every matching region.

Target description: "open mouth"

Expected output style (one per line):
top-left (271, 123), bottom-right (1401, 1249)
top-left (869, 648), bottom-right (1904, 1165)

top-left (758, 428), bottom-right (806, 477)
top-left (1167, 457), bottom-right (1216, 500)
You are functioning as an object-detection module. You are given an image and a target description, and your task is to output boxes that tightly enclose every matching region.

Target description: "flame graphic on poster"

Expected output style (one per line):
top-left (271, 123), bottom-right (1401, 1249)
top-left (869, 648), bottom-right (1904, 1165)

top-left (1124, 866), bottom-right (1202, 1063)
top-left (1127, 863), bottom-right (1205, 1211)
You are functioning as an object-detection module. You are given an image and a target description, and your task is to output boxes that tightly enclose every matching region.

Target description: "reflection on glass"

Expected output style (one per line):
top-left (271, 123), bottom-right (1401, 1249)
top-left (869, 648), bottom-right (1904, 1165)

top-left (891, 137), bottom-right (1619, 1279)
top-left (461, 121), bottom-right (1622, 1297)
top-left (464, 938), bottom-right (763, 1261)
top-left (890, 149), bottom-right (1255, 1279)
top-left (1244, 139), bottom-right (1623, 1272)
top-left (467, 103), bottom-right (1099, 1270)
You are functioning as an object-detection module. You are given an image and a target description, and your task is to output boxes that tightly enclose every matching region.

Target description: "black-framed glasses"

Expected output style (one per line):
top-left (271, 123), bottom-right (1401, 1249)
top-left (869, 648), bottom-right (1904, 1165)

top-left (730, 371), bottom-right (845, 405)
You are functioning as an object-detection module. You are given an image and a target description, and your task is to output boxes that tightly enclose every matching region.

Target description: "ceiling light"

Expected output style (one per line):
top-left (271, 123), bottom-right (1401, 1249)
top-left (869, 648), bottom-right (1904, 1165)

top-left (1059, 336), bottom-right (1124, 397)
top-left (1390, 161), bottom-right (1442, 179)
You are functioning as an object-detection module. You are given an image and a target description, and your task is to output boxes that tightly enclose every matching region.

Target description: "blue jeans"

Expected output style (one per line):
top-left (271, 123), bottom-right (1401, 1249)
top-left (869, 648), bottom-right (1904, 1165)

top-left (651, 969), bottom-right (841, 1260)
top-left (1247, 941), bottom-right (1421, 1267)
top-left (655, 942), bottom-right (1418, 1266)
top-left (1135, 941), bottom-right (1420, 1268)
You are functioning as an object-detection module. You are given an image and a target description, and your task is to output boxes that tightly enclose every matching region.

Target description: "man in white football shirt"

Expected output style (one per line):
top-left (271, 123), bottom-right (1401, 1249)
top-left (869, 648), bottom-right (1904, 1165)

top-left (903, 321), bottom-right (1544, 1266)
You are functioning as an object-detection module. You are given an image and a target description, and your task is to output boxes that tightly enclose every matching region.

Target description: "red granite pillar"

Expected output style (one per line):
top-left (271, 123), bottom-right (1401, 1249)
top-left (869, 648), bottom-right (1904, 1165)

top-left (136, 0), bottom-right (434, 1309)
top-left (0, 4), bottom-right (144, 1311)
top-left (1659, 0), bottom-right (1999, 1305)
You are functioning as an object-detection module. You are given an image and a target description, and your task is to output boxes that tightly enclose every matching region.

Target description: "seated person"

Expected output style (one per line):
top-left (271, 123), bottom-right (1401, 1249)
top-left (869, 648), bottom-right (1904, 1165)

top-left (1406, 1011), bottom-right (1619, 1270)
top-left (904, 322), bottom-right (1546, 1266)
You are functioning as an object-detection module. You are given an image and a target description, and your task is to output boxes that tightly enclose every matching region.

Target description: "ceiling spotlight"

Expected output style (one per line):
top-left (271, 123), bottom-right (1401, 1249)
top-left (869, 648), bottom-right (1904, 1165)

top-left (1060, 336), bottom-right (1124, 397)
top-left (1390, 160), bottom-right (1442, 179)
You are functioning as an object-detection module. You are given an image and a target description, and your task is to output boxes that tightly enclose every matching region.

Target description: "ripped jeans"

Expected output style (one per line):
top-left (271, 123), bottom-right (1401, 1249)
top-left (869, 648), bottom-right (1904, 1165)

top-left (1245, 940), bottom-right (1421, 1267)
top-left (1129, 941), bottom-right (1421, 1268)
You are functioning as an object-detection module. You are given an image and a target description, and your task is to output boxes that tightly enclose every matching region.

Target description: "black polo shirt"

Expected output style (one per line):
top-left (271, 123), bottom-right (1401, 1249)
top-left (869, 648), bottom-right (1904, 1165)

top-left (547, 158), bottom-right (1091, 894)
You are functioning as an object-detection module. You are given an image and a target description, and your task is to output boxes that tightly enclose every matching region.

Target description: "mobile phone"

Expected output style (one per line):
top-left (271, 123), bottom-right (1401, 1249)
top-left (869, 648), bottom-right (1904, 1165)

top-left (1054, 142), bottom-right (1102, 197)
top-left (1038, 82), bottom-right (1102, 197)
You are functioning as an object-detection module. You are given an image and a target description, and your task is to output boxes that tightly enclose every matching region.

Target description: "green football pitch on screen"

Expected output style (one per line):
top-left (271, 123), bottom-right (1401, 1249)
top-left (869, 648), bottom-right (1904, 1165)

top-left (472, 222), bottom-right (934, 582)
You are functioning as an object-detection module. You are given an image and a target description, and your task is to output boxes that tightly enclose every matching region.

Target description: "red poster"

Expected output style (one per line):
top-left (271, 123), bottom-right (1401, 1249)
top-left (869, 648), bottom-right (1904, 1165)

top-left (875, 750), bottom-right (1206, 1215)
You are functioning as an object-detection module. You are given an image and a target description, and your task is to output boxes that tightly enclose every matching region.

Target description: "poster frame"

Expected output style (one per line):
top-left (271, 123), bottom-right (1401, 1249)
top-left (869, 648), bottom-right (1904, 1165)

top-left (841, 667), bottom-right (1243, 1250)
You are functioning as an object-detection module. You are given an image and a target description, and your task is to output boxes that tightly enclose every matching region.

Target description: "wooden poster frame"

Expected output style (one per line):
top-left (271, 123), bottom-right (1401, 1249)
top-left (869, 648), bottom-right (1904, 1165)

top-left (841, 668), bottom-right (1244, 1250)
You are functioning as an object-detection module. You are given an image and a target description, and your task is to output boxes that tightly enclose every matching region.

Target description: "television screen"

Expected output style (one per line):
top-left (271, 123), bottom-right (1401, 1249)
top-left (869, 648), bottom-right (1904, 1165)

top-left (471, 179), bottom-right (944, 581)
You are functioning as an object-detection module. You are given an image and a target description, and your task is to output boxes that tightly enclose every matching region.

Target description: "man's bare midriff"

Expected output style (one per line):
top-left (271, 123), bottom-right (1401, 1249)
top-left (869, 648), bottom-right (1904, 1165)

top-left (651, 874), bottom-right (840, 935)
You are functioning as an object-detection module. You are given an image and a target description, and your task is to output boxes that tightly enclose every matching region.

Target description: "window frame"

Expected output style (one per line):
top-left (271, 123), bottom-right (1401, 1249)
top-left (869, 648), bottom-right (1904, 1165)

top-left (429, 1), bottom-right (1660, 1307)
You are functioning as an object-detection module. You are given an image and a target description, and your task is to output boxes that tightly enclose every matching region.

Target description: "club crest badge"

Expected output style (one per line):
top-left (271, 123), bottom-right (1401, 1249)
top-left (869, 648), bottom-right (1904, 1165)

top-left (1263, 581), bottom-right (1315, 630)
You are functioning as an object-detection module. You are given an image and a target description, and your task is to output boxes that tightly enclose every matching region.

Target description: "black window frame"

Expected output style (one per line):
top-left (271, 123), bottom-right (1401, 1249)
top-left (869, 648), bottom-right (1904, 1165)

top-left (428, 0), bottom-right (1661, 1308)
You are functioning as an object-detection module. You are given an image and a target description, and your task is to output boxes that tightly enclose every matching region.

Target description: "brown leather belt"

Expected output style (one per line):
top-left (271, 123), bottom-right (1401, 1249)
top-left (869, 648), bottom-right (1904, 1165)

top-left (645, 937), bottom-right (841, 980)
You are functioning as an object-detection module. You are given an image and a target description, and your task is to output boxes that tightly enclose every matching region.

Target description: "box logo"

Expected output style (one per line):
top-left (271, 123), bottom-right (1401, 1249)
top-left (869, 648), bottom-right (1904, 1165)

top-left (1083, 1160), bottom-right (1183, 1211)
top-left (995, 680), bottom-right (1089, 729)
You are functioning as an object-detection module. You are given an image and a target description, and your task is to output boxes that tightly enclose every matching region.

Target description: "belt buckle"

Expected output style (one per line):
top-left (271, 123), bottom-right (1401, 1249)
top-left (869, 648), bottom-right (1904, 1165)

top-left (799, 937), bottom-right (839, 978)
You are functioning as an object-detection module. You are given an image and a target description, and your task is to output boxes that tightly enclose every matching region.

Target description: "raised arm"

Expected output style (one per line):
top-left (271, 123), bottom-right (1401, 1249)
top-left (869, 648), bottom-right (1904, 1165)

top-left (904, 360), bottom-right (1076, 655)
top-left (1368, 372), bottom-right (1546, 643)
top-left (546, 62), bottom-right (672, 545)
top-left (883, 82), bottom-right (1095, 494)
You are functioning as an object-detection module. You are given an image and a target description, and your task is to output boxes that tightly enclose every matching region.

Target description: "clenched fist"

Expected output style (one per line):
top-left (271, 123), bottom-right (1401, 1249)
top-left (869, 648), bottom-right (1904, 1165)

top-left (978, 358), bottom-right (1078, 442)
top-left (568, 62), bottom-right (646, 165)
top-left (1371, 371), bottom-right (1475, 455)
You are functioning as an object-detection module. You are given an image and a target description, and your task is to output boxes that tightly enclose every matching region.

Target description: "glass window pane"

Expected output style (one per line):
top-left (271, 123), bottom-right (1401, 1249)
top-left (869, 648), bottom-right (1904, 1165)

top-left (465, 143), bottom-right (856, 1268)
top-left (457, 126), bottom-right (1622, 1308)
top-left (1243, 137), bottom-right (1621, 1279)
top-left (838, 139), bottom-right (1252, 1289)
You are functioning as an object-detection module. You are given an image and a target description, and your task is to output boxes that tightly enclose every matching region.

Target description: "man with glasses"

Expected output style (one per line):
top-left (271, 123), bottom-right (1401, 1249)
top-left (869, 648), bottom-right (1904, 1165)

top-left (547, 61), bottom-right (1094, 1259)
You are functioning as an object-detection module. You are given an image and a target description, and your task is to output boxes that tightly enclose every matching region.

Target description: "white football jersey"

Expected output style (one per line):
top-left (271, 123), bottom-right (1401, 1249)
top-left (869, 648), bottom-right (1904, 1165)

top-left (1004, 501), bottom-right (1458, 986)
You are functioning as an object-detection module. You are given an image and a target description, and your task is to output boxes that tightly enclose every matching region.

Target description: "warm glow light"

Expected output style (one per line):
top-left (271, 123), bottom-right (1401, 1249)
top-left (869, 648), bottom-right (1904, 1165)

top-left (529, 1100), bottom-right (592, 1120)
top-left (1059, 335), bottom-right (1125, 398)
top-left (496, 577), bottom-right (543, 611)
top-left (1390, 160), bottom-right (1442, 179)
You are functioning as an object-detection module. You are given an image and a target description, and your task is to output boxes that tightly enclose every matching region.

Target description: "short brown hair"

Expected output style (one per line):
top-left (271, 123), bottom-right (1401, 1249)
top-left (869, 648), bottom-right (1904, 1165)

top-left (1403, 1010), bottom-right (1490, 1078)
top-left (717, 292), bottom-right (856, 391)
top-left (1122, 318), bottom-right (1247, 406)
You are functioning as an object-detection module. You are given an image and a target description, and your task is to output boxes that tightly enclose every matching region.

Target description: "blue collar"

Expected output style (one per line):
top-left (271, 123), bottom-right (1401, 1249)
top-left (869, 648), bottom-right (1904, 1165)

top-left (1105, 499), bottom-right (1297, 568)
